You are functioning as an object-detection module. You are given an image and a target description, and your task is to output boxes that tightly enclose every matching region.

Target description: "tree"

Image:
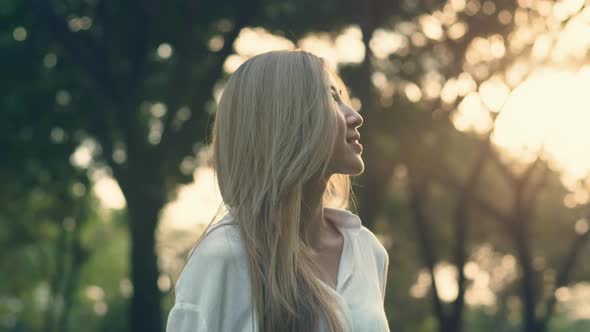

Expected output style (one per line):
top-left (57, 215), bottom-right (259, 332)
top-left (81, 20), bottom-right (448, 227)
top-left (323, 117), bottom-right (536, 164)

top-left (1, 37), bottom-right (93, 331)
top-left (345, 0), bottom-right (590, 331)
top-left (15, 0), bottom-right (379, 331)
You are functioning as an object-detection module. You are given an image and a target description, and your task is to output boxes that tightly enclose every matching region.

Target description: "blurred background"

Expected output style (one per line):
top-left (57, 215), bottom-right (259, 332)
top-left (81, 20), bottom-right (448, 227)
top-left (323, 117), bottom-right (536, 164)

top-left (2, 0), bottom-right (590, 331)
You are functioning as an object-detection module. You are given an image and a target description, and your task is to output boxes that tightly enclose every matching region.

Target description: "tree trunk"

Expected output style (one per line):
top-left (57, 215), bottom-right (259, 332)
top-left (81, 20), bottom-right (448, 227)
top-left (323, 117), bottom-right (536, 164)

top-left (354, 2), bottom-right (396, 231)
top-left (57, 193), bottom-right (90, 332)
top-left (126, 189), bottom-right (165, 332)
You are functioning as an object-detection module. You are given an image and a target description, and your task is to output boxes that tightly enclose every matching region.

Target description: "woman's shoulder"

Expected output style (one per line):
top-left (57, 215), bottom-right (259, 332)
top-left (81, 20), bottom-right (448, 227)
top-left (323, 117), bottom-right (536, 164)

top-left (174, 217), bottom-right (249, 301)
top-left (186, 218), bottom-right (245, 269)
top-left (358, 225), bottom-right (389, 262)
top-left (169, 216), bottom-right (255, 331)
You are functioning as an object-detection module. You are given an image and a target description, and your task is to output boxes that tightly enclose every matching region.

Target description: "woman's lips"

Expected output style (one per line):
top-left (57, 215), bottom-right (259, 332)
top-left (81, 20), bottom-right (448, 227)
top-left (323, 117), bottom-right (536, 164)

top-left (349, 139), bottom-right (363, 152)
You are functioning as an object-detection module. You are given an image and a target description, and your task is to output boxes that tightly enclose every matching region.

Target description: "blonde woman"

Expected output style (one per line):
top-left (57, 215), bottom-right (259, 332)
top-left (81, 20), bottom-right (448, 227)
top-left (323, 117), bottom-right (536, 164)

top-left (165, 50), bottom-right (390, 332)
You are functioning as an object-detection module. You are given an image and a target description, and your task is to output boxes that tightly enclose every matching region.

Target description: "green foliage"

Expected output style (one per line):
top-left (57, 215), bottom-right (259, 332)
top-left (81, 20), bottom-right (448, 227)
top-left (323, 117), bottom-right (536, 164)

top-left (3, 0), bottom-right (590, 331)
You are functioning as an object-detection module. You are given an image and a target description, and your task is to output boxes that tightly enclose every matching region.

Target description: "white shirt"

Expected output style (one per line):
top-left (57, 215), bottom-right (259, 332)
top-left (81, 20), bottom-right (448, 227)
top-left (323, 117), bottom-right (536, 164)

top-left (165, 207), bottom-right (390, 332)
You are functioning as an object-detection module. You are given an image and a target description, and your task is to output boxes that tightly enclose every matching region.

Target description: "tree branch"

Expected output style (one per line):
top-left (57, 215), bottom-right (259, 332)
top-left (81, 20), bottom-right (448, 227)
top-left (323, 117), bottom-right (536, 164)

top-left (159, 0), bottom-right (262, 181)
top-left (538, 216), bottom-right (590, 331)
top-left (407, 175), bottom-right (449, 327)
top-left (28, 0), bottom-right (122, 102)
top-left (435, 161), bottom-right (511, 224)
top-left (28, 0), bottom-right (143, 174)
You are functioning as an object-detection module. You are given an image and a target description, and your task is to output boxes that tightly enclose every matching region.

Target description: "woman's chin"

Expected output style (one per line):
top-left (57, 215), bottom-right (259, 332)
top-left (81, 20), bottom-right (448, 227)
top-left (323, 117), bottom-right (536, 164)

top-left (328, 153), bottom-right (365, 176)
top-left (344, 157), bottom-right (364, 176)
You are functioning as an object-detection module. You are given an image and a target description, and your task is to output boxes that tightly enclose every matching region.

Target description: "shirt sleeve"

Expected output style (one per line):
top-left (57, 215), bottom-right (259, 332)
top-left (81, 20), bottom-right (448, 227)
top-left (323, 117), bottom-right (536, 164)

top-left (165, 227), bottom-right (254, 332)
top-left (166, 302), bottom-right (208, 331)
top-left (371, 237), bottom-right (389, 302)
top-left (381, 248), bottom-right (389, 302)
top-left (360, 226), bottom-right (390, 303)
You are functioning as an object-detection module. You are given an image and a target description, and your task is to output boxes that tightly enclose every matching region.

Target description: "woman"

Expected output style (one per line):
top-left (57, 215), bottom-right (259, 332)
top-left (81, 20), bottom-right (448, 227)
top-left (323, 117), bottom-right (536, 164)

top-left (166, 50), bottom-right (390, 332)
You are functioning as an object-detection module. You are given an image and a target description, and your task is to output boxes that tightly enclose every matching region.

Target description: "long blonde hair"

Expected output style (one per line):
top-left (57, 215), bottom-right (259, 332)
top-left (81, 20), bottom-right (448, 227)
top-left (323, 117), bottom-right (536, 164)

top-left (193, 50), bottom-right (354, 331)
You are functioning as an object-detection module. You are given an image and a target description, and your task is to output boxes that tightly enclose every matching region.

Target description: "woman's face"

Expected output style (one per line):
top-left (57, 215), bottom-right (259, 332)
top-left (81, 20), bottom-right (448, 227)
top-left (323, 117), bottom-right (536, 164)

top-left (326, 73), bottom-right (364, 176)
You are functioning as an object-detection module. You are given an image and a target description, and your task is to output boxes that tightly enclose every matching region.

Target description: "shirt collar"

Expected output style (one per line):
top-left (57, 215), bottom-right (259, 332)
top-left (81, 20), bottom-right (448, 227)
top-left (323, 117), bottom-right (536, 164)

top-left (223, 206), bottom-right (360, 293)
top-left (224, 206), bottom-right (362, 237)
top-left (323, 206), bottom-right (362, 237)
top-left (322, 206), bottom-right (362, 293)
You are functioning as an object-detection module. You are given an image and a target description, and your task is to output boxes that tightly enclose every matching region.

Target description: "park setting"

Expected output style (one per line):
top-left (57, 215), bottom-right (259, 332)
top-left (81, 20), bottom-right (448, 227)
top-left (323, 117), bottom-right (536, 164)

top-left (2, 0), bottom-right (590, 331)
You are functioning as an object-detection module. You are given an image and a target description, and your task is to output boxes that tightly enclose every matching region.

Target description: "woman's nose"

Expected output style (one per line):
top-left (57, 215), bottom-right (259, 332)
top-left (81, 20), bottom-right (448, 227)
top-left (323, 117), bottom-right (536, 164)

top-left (347, 111), bottom-right (363, 128)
